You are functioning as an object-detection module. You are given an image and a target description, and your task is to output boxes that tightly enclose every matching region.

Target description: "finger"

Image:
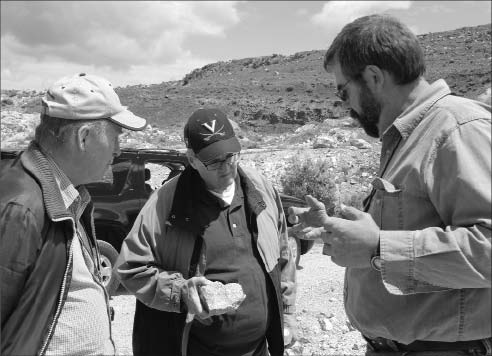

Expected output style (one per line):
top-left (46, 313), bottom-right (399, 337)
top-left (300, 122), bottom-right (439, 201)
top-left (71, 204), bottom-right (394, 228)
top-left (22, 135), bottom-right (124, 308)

top-left (330, 255), bottom-right (346, 267)
top-left (304, 227), bottom-right (325, 240)
top-left (189, 287), bottom-right (203, 315)
top-left (340, 204), bottom-right (364, 220)
top-left (186, 312), bottom-right (195, 323)
top-left (287, 211), bottom-right (299, 225)
top-left (305, 195), bottom-right (326, 210)
top-left (288, 206), bottom-right (310, 218)
top-left (195, 276), bottom-right (211, 286)
top-left (322, 243), bottom-right (333, 256)
top-left (318, 231), bottom-right (332, 244)
top-left (288, 223), bottom-right (308, 236)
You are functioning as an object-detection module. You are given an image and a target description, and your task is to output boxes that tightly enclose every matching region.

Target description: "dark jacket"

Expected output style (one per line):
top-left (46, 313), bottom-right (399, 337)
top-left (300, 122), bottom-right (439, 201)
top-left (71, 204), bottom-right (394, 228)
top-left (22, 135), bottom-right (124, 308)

top-left (0, 143), bottom-right (97, 356)
top-left (115, 166), bottom-right (296, 356)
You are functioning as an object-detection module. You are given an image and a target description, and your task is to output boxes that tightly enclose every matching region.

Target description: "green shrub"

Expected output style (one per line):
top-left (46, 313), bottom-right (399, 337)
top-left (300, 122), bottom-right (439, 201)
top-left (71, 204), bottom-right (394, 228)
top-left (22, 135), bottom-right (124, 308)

top-left (280, 154), bottom-right (340, 216)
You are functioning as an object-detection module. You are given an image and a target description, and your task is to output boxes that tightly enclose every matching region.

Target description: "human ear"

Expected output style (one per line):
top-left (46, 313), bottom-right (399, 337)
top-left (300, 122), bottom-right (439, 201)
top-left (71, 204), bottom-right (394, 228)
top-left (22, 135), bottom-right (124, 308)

top-left (362, 65), bottom-right (385, 92)
top-left (186, 150), bottom-right (199, 169)
top-left (76, 124), bottom-right (91, 151)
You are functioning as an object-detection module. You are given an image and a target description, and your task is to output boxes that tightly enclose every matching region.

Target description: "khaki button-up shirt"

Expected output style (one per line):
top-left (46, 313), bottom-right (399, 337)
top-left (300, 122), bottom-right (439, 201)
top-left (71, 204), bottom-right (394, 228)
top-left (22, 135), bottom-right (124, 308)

top-left (345, 79), bottom-right (491, 344)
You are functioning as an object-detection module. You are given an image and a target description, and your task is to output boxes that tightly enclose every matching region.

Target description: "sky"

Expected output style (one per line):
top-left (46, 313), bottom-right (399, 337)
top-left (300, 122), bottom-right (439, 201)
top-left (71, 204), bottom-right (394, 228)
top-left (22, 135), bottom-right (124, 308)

top-left (1, 1), bottom-right (491, 91)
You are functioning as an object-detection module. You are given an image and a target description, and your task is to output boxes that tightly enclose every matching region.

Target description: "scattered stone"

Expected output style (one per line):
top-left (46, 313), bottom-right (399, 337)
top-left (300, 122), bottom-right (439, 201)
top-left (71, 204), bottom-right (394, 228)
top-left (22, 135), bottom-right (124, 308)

top-left (313, 136), bottom-right (337, 149)
top-left (350, 138), bottom-right (372, 149)
top-left (319, 317), bottom-right (333, 331)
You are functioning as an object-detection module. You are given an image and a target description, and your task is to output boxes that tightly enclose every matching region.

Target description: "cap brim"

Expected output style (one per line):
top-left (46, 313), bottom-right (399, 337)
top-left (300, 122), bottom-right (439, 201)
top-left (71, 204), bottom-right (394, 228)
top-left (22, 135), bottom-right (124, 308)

top-left (109, 109), bottom-right (147, 131)
top-left (196, 136), bottom-right (241, 163)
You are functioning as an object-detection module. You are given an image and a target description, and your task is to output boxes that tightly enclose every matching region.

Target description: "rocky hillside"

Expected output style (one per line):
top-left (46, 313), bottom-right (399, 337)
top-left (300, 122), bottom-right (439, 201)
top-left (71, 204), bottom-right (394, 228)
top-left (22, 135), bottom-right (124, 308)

top-left (1, 23), bottom-right (490, 147)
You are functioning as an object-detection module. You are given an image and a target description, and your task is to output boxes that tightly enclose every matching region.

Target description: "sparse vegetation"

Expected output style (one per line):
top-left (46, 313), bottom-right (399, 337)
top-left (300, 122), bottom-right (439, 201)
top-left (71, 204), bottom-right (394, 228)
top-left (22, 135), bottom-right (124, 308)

top-left (280, 154), bottom-right (340, 216)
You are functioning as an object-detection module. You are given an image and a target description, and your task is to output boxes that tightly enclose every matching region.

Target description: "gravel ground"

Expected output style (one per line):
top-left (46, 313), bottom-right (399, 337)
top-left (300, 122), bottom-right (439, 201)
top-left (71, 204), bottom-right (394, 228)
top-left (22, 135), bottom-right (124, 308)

top-left (110, 242), bottom-right (367, 356)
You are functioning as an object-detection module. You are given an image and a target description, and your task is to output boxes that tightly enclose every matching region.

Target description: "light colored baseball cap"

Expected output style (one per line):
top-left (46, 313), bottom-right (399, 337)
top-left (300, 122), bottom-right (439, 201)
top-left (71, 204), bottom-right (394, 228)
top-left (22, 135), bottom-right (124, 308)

top-left (41, 73), bottom-right (147, 131)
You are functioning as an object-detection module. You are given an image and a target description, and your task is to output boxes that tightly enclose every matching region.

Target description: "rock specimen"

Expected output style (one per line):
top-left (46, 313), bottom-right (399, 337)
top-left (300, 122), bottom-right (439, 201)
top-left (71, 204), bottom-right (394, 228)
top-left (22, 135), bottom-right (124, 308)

top-left (199, 281), bottom-right (246, 316)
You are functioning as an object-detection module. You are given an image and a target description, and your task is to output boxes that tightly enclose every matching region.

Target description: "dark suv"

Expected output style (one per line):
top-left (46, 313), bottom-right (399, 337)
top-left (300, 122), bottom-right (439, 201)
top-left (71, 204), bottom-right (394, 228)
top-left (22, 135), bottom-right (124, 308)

top-left (1, 148), bottom-right (314, 295)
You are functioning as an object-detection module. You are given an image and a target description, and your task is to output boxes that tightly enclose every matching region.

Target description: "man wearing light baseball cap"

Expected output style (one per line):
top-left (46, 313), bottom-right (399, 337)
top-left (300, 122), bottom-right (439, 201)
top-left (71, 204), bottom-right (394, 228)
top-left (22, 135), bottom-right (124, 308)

top-left (116, 108), bottom-right (297, 356)
top-left (0, 73), bottom-right (146, 356)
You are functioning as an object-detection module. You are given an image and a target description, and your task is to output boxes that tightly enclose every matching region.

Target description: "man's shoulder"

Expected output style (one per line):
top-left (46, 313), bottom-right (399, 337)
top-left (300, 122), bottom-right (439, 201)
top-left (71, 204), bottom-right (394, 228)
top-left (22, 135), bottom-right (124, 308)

top-left (0, 158), bottom-right (45, 226)
top-left (433, 94), bottom-right (491, 126)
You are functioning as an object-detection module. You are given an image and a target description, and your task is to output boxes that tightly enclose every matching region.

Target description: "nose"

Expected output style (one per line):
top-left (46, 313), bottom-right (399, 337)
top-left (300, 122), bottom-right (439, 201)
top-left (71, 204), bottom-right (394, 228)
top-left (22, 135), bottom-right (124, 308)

top-left (217, 160), bottom-right (234, 174)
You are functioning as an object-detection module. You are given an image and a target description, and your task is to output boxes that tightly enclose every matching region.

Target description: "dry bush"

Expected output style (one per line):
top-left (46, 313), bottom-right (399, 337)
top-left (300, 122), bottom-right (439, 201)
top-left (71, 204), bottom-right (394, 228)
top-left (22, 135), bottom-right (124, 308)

top-left (280, 154), bottom-right (340, 216)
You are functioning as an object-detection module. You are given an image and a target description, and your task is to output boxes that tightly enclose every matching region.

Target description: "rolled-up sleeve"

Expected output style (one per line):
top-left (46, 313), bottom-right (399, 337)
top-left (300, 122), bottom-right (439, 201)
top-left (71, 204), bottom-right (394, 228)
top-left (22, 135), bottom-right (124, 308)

top-left (381, 118), bottom-right (491, 294)
top-left (114, 193), bottom-right (186, 312)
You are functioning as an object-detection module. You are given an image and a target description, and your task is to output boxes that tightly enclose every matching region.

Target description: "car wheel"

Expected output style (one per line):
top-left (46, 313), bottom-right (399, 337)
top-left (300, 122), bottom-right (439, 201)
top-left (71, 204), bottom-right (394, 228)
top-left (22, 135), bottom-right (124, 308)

top-left (288, 235), bottom-right (301, 267)
top-left (97, 240), bottom-right (120, 296)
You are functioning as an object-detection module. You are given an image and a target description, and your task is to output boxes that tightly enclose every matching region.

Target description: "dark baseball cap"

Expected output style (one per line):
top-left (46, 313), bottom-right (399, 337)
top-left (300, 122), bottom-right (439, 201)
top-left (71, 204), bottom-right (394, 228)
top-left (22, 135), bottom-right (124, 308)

top-left (184, 108), bottom-right (241, 163)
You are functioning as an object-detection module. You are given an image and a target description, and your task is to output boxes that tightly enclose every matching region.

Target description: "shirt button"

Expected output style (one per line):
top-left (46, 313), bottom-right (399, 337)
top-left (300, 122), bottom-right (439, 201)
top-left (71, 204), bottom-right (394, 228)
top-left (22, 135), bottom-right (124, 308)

top-left (232, 223), bottom-right (237, 228)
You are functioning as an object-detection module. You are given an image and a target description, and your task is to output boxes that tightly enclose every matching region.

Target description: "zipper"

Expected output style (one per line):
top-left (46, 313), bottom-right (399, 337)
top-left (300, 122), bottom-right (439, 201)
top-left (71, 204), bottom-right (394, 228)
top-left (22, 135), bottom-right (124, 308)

top-left (76, 215), bottom-right (116, 352)
top-left (39, 218), bottom-right (74, 356)
top-left (79, 237), bottom-right (115, 350)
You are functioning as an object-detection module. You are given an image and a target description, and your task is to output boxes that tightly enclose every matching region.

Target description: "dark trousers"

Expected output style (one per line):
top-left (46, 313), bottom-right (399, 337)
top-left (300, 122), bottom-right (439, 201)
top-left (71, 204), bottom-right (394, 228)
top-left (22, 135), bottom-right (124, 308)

top-left (364, 336), bottom-right (492, 356)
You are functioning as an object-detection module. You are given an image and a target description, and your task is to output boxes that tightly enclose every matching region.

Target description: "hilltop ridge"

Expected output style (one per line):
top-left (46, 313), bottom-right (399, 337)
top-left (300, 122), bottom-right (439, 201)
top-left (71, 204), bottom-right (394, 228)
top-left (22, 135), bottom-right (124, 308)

top-left (1, 23), bottom-right (491, 144)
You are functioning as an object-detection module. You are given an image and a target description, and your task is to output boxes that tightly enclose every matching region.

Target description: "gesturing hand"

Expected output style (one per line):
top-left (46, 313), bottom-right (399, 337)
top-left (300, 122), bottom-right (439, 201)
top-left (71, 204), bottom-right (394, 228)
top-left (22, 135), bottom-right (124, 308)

top-left (289, 195), bottom-right (380, 268)
top-left (288, 195), bottom-right (331, 228)
top-left (321, 203), bottom-right (380, 268)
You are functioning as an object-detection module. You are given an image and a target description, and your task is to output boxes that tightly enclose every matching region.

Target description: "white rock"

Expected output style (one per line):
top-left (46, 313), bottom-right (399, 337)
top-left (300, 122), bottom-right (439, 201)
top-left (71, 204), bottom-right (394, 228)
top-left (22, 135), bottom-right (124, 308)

top-left (350, 138), bottom-right (372, 149)
top-left (313, 136), bottom-right (337, 149)
top-left (319, 318), bottom-right (333, 331)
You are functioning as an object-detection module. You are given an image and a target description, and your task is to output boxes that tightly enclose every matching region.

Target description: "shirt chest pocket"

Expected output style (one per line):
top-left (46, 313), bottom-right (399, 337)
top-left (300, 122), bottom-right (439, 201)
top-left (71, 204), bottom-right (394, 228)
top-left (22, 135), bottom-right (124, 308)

top-left (368, 177), bottom-right (404, 230)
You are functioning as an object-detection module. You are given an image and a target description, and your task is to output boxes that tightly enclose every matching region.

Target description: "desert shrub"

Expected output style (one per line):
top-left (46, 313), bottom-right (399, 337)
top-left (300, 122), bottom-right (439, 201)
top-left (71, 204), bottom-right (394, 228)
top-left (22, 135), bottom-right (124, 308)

top-left (280, 154), bottom-right (340, 216)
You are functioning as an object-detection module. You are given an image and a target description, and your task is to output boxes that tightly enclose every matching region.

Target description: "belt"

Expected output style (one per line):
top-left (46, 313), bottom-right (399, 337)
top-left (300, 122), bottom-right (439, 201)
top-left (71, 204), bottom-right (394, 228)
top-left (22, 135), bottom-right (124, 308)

top-left (364, 336), bottom-right (492, 355)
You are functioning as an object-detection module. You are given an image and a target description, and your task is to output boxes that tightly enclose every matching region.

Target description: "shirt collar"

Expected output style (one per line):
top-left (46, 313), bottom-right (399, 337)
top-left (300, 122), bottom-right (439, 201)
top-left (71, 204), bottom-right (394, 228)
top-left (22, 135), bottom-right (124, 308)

top-left (384, 79), bottom-right (452, 140)
top-left (42, 150), bottom-right (91, 216)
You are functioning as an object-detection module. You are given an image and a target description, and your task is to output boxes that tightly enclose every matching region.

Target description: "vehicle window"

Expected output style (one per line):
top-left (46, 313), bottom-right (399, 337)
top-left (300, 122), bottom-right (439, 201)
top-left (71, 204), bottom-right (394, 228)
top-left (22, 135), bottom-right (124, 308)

top-left (145, 161), bottom-right (185, 190)
top-left (86, 160), bottom-right (131, 196)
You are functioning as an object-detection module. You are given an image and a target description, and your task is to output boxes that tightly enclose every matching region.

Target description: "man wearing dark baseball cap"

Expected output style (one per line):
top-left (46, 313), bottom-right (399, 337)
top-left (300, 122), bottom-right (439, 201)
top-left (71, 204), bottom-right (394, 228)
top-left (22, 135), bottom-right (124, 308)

top-left (116, 108), bottom-right (297, 356)
top-left (1, 73), bottom-right (146, 356)
top-left (183, 108), bottom-right (241, 163)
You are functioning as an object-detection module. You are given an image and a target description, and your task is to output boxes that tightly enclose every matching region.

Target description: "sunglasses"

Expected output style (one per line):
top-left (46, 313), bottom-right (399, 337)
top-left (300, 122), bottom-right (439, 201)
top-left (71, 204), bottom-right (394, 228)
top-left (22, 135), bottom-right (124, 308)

top-left (202, 152), bottom-right (240, 171)
top-left (336, 79), bottom-right (352, 102)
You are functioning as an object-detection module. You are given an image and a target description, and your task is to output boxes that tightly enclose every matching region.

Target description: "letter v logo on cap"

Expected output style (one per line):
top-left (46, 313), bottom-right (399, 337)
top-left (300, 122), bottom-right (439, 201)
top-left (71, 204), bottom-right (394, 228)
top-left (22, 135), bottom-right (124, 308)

top-left (202, 120), bottom-right (216, 133)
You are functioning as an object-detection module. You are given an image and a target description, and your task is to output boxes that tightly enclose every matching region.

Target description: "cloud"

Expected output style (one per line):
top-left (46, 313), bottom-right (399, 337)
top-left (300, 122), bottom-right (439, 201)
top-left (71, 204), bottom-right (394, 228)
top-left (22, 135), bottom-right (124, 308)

top-left (311, 1), bottom-right (412, 38)
top-left (1, 1), bottom-right (240, 89)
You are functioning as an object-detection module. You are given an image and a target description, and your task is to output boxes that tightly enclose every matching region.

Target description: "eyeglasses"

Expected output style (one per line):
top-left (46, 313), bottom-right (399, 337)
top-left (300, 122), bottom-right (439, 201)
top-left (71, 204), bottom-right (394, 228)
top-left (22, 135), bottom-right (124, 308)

top-left (203, 153), bottom-right (240, 171)
top-left (336, 79), bottom-right (352, 102)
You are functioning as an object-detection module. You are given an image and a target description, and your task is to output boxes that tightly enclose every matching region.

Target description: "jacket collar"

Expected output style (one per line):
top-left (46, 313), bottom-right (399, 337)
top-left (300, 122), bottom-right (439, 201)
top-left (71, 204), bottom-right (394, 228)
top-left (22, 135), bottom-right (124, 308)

top-left (20, 141), bottom-right (82, 222)
top-left (168, 165), bottom-right (266, 235)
